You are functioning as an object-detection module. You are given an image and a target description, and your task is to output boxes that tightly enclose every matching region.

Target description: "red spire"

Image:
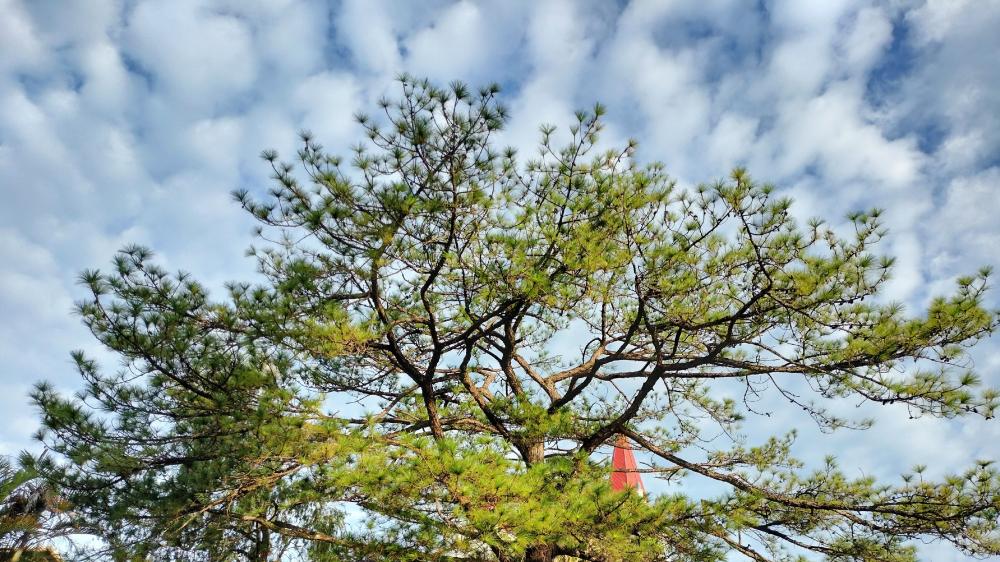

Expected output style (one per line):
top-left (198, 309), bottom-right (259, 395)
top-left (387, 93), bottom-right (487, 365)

top-left (610, 435), bottom-right (645, 495)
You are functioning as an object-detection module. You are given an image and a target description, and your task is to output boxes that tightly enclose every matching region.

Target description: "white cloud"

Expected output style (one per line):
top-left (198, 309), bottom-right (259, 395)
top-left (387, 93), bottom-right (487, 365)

top-left (335, 0), bottom-right (401, 76)
top-left (767, 83), bottom-right (924, 188)
top-left (0, 0), bottom-right (49, 75)
top-left (704, 113), bottom-right (758, 171)
top-left (607, 31), bottom-right (711, 170)
top-left (502, 0), bottom-right (599, 152)
top-left (0, 229), bottom-right (86, 442)
top-left (124, 0), bottom-right (257, 111)
top-left (837, 6), bottom-right (894, 76)
top-left (239, 104), bottom-right (301, 165)
top-left (292, 72), bottom-right (360, 146)
top-left (20, 0), bottom-right (120, 47)
top-left (185, 115), bottom-right (245, 176)
top-left (894, 0), bottom-right (1000, 177)
top-left (906, 0), bottom-right (986, 44)
top-left (213, 0), bottom-right (329, 80)
top-left (928, 167), bottom-right (1000, 285)
top-left (76, 40), bottom-right (134, 115)
top-left (405, 1), bottom-right (491, 82)
top-left (0, 86), bottom-right (96, 219)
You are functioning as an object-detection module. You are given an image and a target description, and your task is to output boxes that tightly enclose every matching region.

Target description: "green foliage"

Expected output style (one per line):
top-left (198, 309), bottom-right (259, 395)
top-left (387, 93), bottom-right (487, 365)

top-left (31, 76), bottom-right (1000, 561)
top-left (1, 453), bottom-right (68, 556)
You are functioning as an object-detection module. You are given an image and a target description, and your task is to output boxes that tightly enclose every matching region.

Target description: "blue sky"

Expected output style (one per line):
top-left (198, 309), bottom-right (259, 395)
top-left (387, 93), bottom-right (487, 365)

top-left (1, 1), bottom-right (999, 560)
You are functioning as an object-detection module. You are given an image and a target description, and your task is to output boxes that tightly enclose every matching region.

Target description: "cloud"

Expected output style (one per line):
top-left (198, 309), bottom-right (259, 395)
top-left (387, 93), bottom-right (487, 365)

top-left (404, 1), bottom-right (496, 82)
top-left (124, 0), bottom-right (258, 111)
top-left (894, 0), bottom-right (1000, 176)
top-left (838, 6), bottom-right (894, 74)
top-left (907, 0), bottom-right (984, 43)
top-left (0, 0), bottom-right (49, 75)
top-left (0, 228), bottom-right (93, 457)
top-left (501, 0), bottom-right (601, 151)
top-left (764, 82), bottom-right (924, 189)
top-left (334, 0), bottom-right (402, 77)
top-left (213, 0), bottom-right (330, 80)
top-left (292, 72), bottom-right (361, 146)
top-left (75, 39), bottom-right (135, 116)
top-left (926, 166), bottom-right (1000, 294)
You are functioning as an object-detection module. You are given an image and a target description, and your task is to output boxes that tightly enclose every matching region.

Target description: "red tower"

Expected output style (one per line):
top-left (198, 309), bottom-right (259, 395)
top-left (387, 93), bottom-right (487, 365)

top-left (610, 435), bottom-right (645, 495)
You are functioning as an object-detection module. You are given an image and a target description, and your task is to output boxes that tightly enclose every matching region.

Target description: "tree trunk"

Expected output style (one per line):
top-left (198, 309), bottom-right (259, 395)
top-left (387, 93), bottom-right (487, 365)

top-left (253, 523), bottom-right (271, 562)
top-left (519, 439), bottom-right (545, 466)
top-left (522, 440), bottom-right (554, 561)
top-left (524, 544), bottom-right (555, 562)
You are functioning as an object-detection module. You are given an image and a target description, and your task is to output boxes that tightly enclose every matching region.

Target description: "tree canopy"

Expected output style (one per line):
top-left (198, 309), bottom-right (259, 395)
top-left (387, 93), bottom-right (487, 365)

top-left (32, 76), bottom-right (1000, 562)
top-left (1, 453), bottom-right (70, 558)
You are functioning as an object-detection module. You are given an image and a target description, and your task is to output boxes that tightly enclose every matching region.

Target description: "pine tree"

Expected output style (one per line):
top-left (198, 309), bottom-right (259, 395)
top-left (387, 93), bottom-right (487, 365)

top-left (1, 454), bottom-right (69, 558)
top-left (33, 76), bottom-right (1000, 561)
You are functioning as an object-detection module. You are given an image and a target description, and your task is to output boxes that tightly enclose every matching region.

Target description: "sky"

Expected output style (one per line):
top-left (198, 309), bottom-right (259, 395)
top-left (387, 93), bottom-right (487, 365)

top-left (1, 1), bottom-right (999, 560)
